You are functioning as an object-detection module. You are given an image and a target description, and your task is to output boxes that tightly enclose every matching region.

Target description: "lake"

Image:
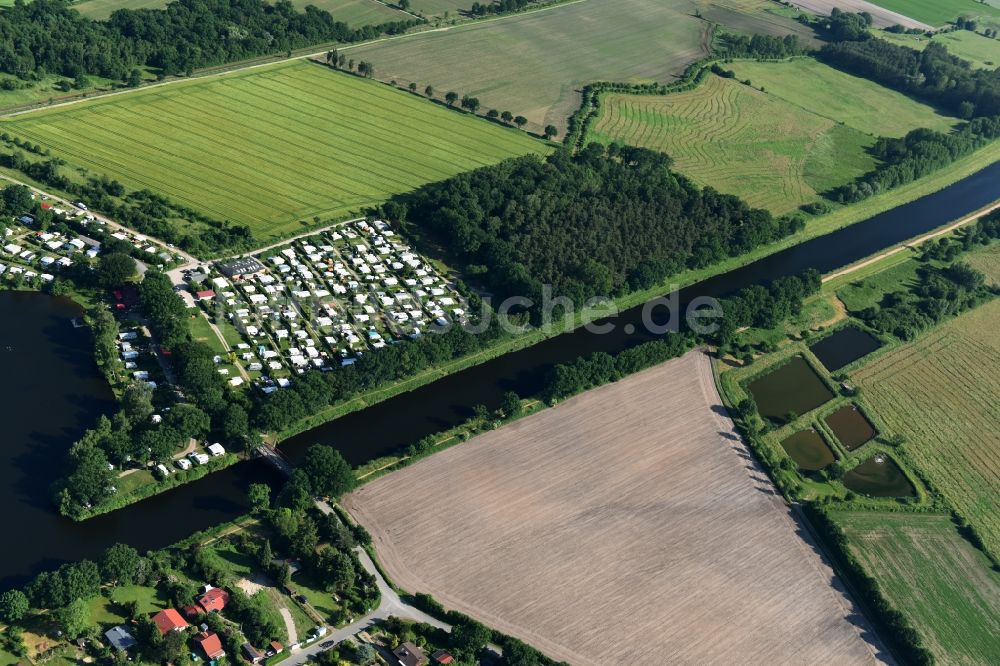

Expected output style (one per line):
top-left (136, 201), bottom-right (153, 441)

top-left (4, 159), bottom-right (1000, 587)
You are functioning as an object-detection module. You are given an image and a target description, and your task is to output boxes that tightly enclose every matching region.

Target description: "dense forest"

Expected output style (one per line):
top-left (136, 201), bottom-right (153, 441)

top-left (0, 0), bottom-right (418, 82)
top-left (392, 144), bottom-right (804, 321)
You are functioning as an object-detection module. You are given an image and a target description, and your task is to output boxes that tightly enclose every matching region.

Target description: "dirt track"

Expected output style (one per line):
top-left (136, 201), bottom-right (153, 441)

top-left (344, 352), bottom-right (892, 665)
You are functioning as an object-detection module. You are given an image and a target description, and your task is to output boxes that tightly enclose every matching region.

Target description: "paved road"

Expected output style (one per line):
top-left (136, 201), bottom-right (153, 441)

top-left (276, 502), bottom-right (453, 666)
top-left (0, 172), bottom-right (200, 273)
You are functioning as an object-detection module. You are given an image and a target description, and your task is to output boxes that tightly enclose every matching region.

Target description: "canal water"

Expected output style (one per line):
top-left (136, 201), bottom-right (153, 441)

top-left (5, 160), bottom-right (1000, 588)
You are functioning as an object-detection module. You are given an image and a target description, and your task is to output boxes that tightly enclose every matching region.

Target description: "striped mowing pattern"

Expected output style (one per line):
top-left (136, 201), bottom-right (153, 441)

top-left (4, 61), bottom-right (549, 240)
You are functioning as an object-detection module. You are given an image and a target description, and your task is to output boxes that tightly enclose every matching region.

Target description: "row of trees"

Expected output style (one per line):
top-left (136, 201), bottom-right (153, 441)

top-left (541, 270), bottom-right (823, 402)
top-left (394, 143), bottom-right (805, 322)
top-left (819, 26), bottom-right (1000, 119)
top-left (1, 150), bottom-right (255, 255)
top-left (250, 319), bottom-right (503, 432)
top-left (859, 218), bottom-right (1000, 340)
top-left (715, 33), bottom-right (807, 59)
top-left (0, 0), bottom-right (420, 83)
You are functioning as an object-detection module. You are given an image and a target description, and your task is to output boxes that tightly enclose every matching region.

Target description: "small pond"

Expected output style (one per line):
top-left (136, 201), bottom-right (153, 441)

top-left (843, 455), bottom-right (916, 498)
top-left (809, 326), bottom-right (882, 372)
top-left (824, 405), bottom-right (877, 451)
top-left (780, 430), bottom-right (836, 471)
top-left (747, 356), bottom-right (834, 423)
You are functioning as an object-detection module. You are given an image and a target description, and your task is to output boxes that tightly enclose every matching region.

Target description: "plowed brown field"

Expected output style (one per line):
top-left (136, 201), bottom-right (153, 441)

top-left (344, 352), bottom-right (889, 665)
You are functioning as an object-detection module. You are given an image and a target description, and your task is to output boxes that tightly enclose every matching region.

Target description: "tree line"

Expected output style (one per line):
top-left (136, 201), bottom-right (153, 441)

top-left (818, 24), bottom-right (1000, 119)
top-left (828, 117), bottom-right (1000, 203)
top-left (541, 269), bottom-right (822, 402)
top-left (0, 0), bottom-right (420, 84)
top-left (389, 144), bottom-right (805, 322)
top-left (858, 214), bottom-right (1000, 340)
top-left (1, 149), bottom-right (255, 256)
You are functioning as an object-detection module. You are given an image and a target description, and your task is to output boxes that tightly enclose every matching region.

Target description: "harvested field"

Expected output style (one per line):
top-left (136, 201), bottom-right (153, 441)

top-left (2, 60), bottom-right (547, 242)
top-left (344, 352), bottom-right (887, 665)
top-left (853, 299), bottom-right (1000, 559)
top-left (832, 512), bottom-right (1000, 665)
top-left (350, 0), bottom-right (716, 133)
top-left (785, 0), bottom-right (932, 29)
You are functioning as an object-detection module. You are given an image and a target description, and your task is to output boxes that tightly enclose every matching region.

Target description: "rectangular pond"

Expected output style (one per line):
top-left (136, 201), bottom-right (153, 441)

top-left (780, 430), bottom-right (836, 471)
top-left (747, 356), bottom-right (835, 423)
top-left (843, 454), bottom-right (916, 498)
top-left (824, 405), bottom-right (877, 451)
top-left (809, 326), bottom-right (882, 372)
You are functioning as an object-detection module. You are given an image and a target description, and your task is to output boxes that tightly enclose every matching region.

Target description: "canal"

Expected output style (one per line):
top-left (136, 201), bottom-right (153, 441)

top-left (4, 160), bottom-right (1000, 588)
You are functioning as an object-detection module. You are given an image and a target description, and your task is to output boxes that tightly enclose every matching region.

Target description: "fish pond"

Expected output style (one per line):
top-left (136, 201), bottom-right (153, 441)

top-left (809, 326), bottom-right (882, 372)
top-left (780, 430), bottom-right (836, 471)
top-left (747, 356), bottom-right (834, 423)
top-left (825, 405), bottom-right (877, 451)
top-left (843, 455), bottom-right (916, 498)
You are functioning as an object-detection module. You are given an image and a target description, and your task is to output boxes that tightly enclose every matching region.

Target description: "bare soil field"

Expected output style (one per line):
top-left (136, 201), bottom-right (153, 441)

top-left (786, 0), bottom-right (933, 29)
top-left (344, 352), bottom-right (889, 665)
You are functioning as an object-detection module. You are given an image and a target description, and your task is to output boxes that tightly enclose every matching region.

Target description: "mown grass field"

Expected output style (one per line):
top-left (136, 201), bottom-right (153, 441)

top-left (3, 60), bottom-right (547, 241)
top-left (350, 0), bottom-right (815, 132)
top-left (852, 298), bottom-right (1000, 559)
top-left (831, 511), bottom-right (1000, 665)
top-left (590, 59), bottom-right (955, 213)
top-left (867, 0), bottom-right (1000, 26)
top-left (591, 76), bottom-right (873, 213)
top-left (73, 0), bottom-right (411, 22)
top-left (879, 29), bottom-right (1000, 69)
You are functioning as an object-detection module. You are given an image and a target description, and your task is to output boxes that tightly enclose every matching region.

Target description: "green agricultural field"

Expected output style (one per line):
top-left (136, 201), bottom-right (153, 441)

top-left (728, 59), bottom-right (958, 136)
top-left (852, 298), bottom-right (1000, 560)
top-left (3, 60), bottom-right (547, 242)
top-left (350, 0), bottom-right (815, 132)
top-left (589, 59), bottom-right (955, 213)
top-left (406, 0), bottom-right (471, 17)
top-left (879, 29), bottom-right (1000, 69)
top-left (591, 76), bottom-right (873, 213)
top-left (831, 512), bottom-right (1000, 665)
top-left (866, 0), bottom-right (1000, 26)
top-left (72, 0), bottom-right (410, 22)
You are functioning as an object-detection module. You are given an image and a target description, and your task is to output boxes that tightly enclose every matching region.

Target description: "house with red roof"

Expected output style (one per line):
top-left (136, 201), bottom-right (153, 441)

top-left (197, 587), bottom-right (230, 613)
top-left (195, 631), bottom-right (225, 660)
top-left (195, 289), bottom-right (216, 301)
top-left (152, 608), bottom-right (189, 635)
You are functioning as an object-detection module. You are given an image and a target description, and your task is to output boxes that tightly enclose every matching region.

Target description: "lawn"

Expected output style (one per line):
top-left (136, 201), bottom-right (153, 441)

top-left (589, 59), bottom-right (955, 214)
top-left (879, 29), bottom-right (1000, 69)
top-left (89, 585), bottom-right (166, 625)
top-left (350, 0), bottom-right (715, 133)
top-left (831, 511), bottom-right (1000, 665)
top-left (72, 0), bottom-right (411, 23)
top-left (852, 298), bottom-right (1000, 559)
top-left (3, 60), bottom-right (547, 243)
top-left (866, 0), bottom-right (1000, 26)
